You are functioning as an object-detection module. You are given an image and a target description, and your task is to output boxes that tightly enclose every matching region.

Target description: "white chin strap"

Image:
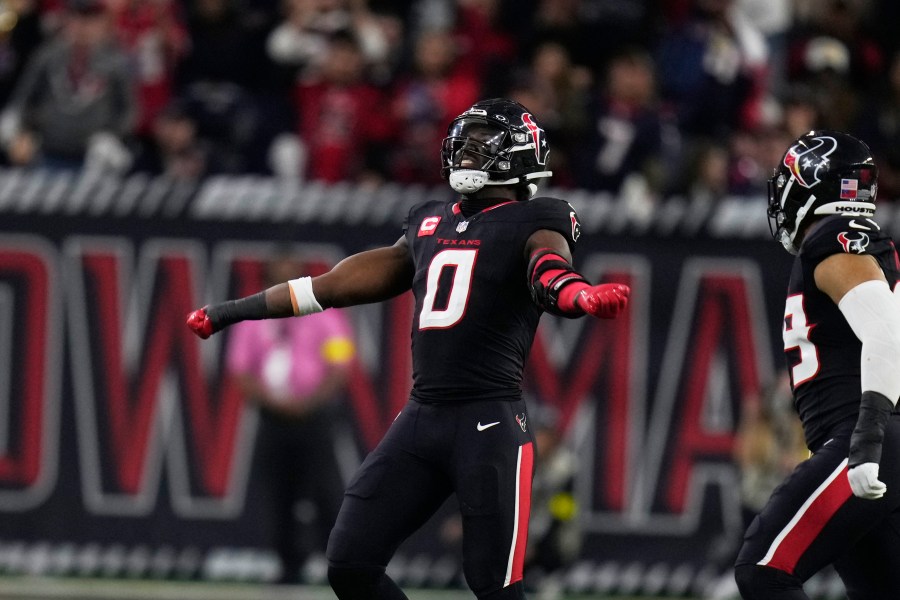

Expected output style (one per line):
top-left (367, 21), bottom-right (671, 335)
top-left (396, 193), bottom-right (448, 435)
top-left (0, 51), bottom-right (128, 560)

top-left (448, 170), bottom-right (541, 198)
top-left (449, 169), bottom-right (487, 194)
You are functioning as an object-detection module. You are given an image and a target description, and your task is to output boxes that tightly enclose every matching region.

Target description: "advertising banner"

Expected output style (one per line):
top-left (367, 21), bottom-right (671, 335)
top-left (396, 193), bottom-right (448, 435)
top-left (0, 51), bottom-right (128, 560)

top-left (0, 170), bottom-right (805, 593)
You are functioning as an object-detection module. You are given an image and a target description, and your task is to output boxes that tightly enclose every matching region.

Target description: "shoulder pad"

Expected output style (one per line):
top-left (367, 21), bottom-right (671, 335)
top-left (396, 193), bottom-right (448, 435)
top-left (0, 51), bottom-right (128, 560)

top-left (403, 199), bottom-right (451, 233)
top-left (801, 215), bottom-right (888, 264)
top-left (526, 197), bottom-right (581, 246)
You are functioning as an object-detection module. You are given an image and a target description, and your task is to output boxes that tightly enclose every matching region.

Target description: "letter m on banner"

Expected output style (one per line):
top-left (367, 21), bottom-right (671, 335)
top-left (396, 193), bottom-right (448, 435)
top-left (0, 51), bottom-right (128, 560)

top-left (64, 237), bottom-right (254, 518)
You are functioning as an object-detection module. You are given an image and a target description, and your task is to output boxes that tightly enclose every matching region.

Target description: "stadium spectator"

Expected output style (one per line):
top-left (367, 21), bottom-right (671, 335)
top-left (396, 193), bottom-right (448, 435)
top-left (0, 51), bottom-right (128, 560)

top-left (177, 0), bottom-right (266, 92)
top-left (0, 0), bottom-right (896, 202)
top-left (571, 46), bottom-right (678, 196)
top-left (266, 0), bottom-right (353, 85)
top-left (785, 1), bottom-right (886, 136)
top-left (226, 251), bottom-right (355, 584)
top-left (855, 50), bottom-right (900, 199)
top-left (524, 0), bottom-right (584, 63)
top-left (788, 35), bottom-right (861, 133)
top-left (387, 28), bottom-right (479, 185)
top-left (0, 0), bottom-right (44, 110)
top-left (787, 0), bottom-right (883, 93)
top-left (725, 129), bottom-right (765, 196)
top-left (736, 0), bottom-right (793, 95)
top-left (778, 84), bottom-right (823, 140)
top-left (292, 30), bottom-right (391, 184)
top-left (130, 99), bottom-right (210, 180)
top-left (503, 41), bottom-right (592, 188)
top-left (523, 0), bottom-right (657, 77)
top-left (0, 0), bottom-right (136, 173)
top-left (106, 0), bottom-right (189, 139)
top-left (266, 0), bottom-right (401, 85)
top-left (175, 0), bottom-right (272, 173)
top-left (451, 0), bottom-right (516, 90)
top-left (681, 140), bottom-right (730, 207)
top-left (656, 0), bottom-right (769, 139)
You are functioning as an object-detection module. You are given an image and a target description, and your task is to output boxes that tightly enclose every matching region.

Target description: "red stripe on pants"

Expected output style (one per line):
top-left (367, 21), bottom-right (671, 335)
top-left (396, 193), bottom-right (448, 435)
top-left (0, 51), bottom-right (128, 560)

top-left (506, 442), bottom-right (533, 586)
top-left (766, 465), bottom-right (852, 573)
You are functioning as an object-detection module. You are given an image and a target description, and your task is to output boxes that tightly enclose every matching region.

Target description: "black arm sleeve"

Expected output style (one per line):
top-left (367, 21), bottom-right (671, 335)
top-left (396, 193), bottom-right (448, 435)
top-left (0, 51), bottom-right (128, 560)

top-left (849, 391), bottom-right (894, 467)
top-left (206, 292), bottom-right (269, 332)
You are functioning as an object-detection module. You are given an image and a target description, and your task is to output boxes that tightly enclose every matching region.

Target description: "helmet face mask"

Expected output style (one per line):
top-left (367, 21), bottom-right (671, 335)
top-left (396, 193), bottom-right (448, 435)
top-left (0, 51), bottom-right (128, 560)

top-left (441, 98), bottom-right (552, 196)
top-left (767, 130), bottom-right (878, 254)
top-left (444, 121), bottom-right (509, 172)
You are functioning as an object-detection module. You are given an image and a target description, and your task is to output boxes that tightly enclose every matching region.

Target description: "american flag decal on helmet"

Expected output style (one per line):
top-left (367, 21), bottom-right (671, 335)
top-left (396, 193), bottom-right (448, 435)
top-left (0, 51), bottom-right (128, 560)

top-left (840, 178), bottom-right (858, 199)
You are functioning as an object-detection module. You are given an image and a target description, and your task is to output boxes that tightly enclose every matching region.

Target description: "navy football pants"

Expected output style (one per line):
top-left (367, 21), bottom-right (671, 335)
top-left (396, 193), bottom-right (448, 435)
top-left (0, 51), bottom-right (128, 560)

top-left (736, 417), bottom-right (900, 599)
top-left (326, 397), bottom-right (535, 599)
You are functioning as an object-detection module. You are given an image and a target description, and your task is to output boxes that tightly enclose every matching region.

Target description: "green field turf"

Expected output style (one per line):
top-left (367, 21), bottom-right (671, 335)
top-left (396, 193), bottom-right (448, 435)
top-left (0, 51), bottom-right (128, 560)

top-left (0, 577), bottom-right (696, 600)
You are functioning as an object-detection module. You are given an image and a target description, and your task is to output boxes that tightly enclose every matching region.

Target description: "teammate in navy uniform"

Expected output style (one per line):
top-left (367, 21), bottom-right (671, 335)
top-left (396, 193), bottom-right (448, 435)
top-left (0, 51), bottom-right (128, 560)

top-left (735, 130), bottom-right (900, 599)
top-left (186, 98), bottom-right (630, 599)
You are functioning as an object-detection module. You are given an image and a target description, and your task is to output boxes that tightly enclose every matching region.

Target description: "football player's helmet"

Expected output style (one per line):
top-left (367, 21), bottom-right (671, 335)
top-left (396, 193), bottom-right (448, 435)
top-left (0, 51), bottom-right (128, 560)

top-left (441, 98), bottom-right (552, 196)
top-left (768, 129), bottom-right (878, 254)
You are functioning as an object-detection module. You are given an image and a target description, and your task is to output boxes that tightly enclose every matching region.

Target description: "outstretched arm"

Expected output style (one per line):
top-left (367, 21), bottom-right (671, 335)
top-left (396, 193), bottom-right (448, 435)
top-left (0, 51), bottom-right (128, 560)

top-left (188, 237), bottom-right (414, 338)
top-left (311, 237), bottom-right (415, 308)
top-left (816, 252), bottom-right (900, 500)
top-left (524, 229), bottom-right (629, 319)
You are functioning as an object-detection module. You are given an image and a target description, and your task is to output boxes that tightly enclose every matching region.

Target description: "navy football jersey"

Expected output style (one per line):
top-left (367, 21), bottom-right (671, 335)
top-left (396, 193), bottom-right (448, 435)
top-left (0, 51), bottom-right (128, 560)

top-left (784, 214), bottom-right (900, 449)
top-left (402, 196), bottom-right (581, 403)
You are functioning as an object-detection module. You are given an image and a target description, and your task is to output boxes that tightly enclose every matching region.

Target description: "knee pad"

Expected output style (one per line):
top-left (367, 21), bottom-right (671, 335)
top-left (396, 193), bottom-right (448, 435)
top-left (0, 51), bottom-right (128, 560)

top-left (734, 564), bottom-right (806, 600)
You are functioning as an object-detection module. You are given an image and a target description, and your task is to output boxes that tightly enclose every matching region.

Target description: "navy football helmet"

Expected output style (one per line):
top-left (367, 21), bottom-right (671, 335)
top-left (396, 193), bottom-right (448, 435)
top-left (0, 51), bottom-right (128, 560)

top-left (768, 130), bottom-right (878, 254)
top-left (441, 98), bottom-right (552, 196)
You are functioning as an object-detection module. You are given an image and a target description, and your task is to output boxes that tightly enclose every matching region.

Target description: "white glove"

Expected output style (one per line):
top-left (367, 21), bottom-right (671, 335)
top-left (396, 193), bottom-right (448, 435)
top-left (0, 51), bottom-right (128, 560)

top-left (847, 462), bottom-right (886, 499)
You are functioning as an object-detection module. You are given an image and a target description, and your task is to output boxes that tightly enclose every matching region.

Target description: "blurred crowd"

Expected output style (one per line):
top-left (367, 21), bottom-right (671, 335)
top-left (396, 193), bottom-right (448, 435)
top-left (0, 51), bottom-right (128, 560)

top-left (1, 0), bottom-right (899, 202)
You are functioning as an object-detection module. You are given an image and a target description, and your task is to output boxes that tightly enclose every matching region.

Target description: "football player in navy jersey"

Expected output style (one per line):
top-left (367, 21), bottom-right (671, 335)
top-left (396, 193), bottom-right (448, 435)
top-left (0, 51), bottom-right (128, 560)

top-left (186, 98), bottom-right (630, 599)
top-left (735, 130), bottom-right (900, 599)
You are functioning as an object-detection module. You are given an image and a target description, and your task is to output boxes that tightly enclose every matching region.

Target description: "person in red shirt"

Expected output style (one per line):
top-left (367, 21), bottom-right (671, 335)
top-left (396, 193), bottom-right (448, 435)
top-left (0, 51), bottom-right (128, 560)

top-left (388, 28), bottom-right (479, 185)
top-left (293, 30), bottom-right (391, 183)
top-left (106, 0), bottom-right (188, 137)
top-left (227, 252), bottom-right (355, 584)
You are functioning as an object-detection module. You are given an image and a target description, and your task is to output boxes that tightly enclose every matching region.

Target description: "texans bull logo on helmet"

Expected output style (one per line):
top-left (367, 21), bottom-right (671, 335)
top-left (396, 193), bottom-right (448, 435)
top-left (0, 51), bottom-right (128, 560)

top-left (522, 113), bottom-right (546, 165)
top-left (569, 211), bottom-right (581, 242)
top-left (784, 135), bottom-right (838, 188)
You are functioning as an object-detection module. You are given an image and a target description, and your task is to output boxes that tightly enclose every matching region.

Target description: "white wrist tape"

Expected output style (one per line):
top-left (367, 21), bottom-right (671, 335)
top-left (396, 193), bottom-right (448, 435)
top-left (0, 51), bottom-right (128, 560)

top-left (838, 279), bottom-right (900, 406)
top-left (287, 276), bottom-right (323, 316)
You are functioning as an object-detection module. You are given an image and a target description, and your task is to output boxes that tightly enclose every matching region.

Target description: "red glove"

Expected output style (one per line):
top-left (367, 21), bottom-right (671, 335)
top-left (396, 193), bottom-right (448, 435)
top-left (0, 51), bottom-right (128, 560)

top-left (186, 307), bottom-right (215, 339)
top-left (574, 283), bottom-right (630, 319)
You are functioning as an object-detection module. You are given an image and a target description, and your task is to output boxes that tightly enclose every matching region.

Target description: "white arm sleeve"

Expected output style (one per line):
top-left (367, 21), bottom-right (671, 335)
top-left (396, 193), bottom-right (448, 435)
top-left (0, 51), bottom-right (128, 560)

top-left (838, 279), bottom-right (900, 407)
